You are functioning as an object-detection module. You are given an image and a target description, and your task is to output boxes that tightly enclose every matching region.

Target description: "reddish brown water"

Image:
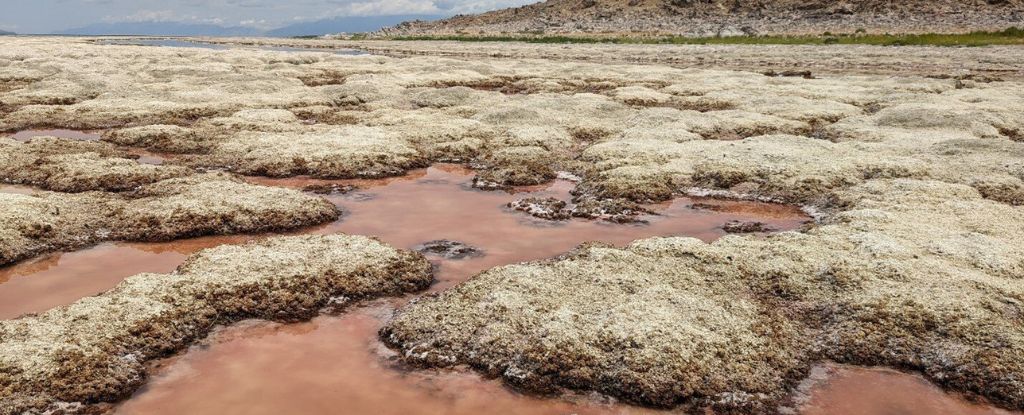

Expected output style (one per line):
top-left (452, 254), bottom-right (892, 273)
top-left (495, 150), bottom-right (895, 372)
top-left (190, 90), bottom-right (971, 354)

top-left (0, 184), bottom-right (40, 195)
top-left (798, 364), bottom-right (1014, 415)
top-left (10, 129), bottom-right (102, 142)
top-left (3, 164), bottom-right (1010, 415)
top-left (0, 235), bottom-right (254, 319)
top-left (0, 164), bottom-right (807, 318)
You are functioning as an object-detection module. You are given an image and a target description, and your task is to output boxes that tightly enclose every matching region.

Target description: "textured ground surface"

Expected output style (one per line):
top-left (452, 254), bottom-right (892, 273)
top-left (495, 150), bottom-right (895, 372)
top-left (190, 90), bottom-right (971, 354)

top-left (0, 173), bottom-right (339, 266)
top-left (0, 235), bottom-right (432, 414)
top-left (1, 37), bottom-right (1023, 413)
top-left (204, 37), bottom-right (1024, 80)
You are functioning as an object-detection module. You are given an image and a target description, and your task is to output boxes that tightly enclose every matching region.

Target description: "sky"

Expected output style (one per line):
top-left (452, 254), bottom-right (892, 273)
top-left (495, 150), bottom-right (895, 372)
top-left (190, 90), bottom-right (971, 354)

top-left (0, 0), bottom-right (540, 33)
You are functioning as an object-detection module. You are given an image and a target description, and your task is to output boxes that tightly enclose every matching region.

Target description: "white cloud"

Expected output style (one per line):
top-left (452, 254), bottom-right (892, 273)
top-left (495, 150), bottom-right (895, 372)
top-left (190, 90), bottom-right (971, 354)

top-left (107, 9), bottom-right (177, 22)
top-left (332, 0), bottom-right (441, 16)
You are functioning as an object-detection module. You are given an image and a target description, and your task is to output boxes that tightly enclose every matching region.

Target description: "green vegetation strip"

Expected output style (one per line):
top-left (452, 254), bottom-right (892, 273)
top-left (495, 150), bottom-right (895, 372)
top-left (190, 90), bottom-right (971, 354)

top-left (390, 27), bottom-right (1024, 47)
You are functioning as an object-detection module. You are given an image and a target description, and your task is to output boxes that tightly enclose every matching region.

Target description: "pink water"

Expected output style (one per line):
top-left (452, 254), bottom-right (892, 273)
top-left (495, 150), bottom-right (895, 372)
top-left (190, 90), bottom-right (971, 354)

top-left (0, 164), bottom-right (1011, 415)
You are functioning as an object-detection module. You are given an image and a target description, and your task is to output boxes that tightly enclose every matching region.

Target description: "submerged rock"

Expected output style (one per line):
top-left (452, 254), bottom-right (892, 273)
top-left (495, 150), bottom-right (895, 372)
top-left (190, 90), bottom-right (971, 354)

top-left (722, 220), bottom-right (775, 234)
top-left (0, 235), bottom-right (433, 415)
top-left (507, 197), bottom-right (571, 221)
top-left (302, 183), bottom-right (358, 195)
top-left (415, 240), bottom-right (484, 260)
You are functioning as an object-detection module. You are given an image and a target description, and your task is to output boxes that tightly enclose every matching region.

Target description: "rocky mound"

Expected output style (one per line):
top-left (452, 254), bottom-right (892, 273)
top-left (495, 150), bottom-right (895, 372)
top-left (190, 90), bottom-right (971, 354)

top-left (0, 137), bottom-right (192, 192)
top-left (382, 0), bottom-right (1024, 37)
top-left (0, 235), bottom-right (433, 414)
top-left (0, 173), bottom-right (340, 266)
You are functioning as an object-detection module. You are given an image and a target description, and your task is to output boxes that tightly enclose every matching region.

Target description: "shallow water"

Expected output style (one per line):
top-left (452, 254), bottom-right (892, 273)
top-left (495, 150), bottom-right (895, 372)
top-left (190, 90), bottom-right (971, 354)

top-left (10, 129), bottom-right (102, 142)
top-left (0, 164), bottom-right (807, 318)
top-left (0, 184), bottom-right (40, 195)
top-left (798, 364), bottom-right (1014, 415)
top-left (1, 165), bottom-right (1010, 414)
top-left (0, 235), bottom-right (254, 319)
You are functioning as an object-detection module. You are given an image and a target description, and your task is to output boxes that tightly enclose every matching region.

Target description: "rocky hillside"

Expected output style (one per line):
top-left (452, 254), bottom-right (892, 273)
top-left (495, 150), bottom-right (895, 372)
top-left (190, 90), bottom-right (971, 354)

top-left (382, 0), bottom-right (1024, 37)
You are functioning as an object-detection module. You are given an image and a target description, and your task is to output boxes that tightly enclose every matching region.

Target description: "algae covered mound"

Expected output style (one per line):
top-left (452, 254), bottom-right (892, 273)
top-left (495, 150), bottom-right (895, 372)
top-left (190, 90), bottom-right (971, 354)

top-left (384, 179), bottom-right (1024, 412)
top-left (0, 173), bottom-right (339, 265)
top-left (0, 136), bottom-right (191, 192)
top-left (0, 235), bottom-right (433, 415)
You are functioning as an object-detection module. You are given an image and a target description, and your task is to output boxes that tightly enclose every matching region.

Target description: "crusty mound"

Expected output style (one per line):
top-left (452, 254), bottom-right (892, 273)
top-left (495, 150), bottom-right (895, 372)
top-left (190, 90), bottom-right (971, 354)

top-left (0, 173), bottom-right (339, 266)
top-left (0, 235), bottom-right (433, 415)
top-left (0, 137), bottom-right (192, 192)
top-left (384, 179), bottom-right (1024, 413)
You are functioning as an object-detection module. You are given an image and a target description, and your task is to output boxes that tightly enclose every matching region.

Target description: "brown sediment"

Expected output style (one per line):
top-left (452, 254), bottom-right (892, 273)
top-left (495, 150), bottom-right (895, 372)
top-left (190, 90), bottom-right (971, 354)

top-left (115, 311), bottom-right (669, 415)
top-left (0, 185), bottom-right (40, 196)
top-left (0, 235), bottom-right (433, 415)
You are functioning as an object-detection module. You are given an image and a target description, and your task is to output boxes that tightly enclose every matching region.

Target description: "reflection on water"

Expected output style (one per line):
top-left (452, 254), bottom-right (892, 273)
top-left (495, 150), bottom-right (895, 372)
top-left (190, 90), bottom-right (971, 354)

top-left (117, 307), bottom-right (668, 415)
top-left (0, 235), bottom-right (255, 319)
top-left (95, 39), bottom-right (229, 50)
top-left (11, 129), bottom-right (102, 142)
top-left (798, 364), bottom-right (1015, 415)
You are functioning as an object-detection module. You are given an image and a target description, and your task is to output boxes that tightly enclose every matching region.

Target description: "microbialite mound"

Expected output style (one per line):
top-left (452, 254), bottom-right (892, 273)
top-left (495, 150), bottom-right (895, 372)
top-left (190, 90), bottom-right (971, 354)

top-left (0, 173), bottom-right (339, 266)
top-left (383, 179), bottom-right (1024, 413)
top-left (0, 235), bottom-right (433, 415)
top-left (0, 136), bottom-right (192, 192)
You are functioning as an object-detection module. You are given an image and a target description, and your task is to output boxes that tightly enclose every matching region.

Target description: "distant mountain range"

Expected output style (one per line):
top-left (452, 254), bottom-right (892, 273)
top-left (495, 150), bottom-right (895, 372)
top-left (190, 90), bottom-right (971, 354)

top-left (58, 22), bottom-right (262, 37)
top-left (267, 15), bottom-right (443, 37)
top-left (0, 30), bottom-right (15, 36)
top-left (55, 15), bottom-right (444, 37)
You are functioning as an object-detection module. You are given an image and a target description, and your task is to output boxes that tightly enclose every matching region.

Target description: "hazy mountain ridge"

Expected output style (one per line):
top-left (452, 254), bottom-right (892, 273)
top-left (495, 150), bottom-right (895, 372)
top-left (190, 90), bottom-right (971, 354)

top-left (267, 15), bottom-right (444, 37)
top-left (58, 22), bottom-right (266, 36)
top-left (57, 15), bottom-right (445, 37)
top-left (382, 0), bottom-right (1024, 36)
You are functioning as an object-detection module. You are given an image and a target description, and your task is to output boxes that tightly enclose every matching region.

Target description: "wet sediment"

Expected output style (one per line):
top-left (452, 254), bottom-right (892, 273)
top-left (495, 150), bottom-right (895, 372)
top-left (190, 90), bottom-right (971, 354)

top-left (0, 235), bottom-right (433, 415)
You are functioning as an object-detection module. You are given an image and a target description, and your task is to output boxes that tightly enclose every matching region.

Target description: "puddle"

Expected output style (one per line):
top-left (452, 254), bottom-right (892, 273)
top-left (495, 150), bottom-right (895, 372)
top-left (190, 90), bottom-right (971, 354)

top-left (797, 364), bottom-right (1015, 415)
top-left (0, 184), bottom-right (40, 195)
top-left (247, 164), bottom-right (810, 289)
top-left (0, 164), bottom-right (808, 319)
top-left (96, 38), bottom-right (367, 55)
top-left (0, 235), bottom-right (255, 319)
top-left (10, 129), bottom-right (102, 142)
top-left (0, 163), bottom-right (1011, 414)
top-left (116, 307), bottom-right (667, 415)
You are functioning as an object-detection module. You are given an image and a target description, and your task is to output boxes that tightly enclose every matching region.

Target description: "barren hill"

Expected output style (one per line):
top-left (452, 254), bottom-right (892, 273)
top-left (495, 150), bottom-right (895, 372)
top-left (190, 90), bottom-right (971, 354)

top-left (382, 0), bottom-right (1024, 37)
